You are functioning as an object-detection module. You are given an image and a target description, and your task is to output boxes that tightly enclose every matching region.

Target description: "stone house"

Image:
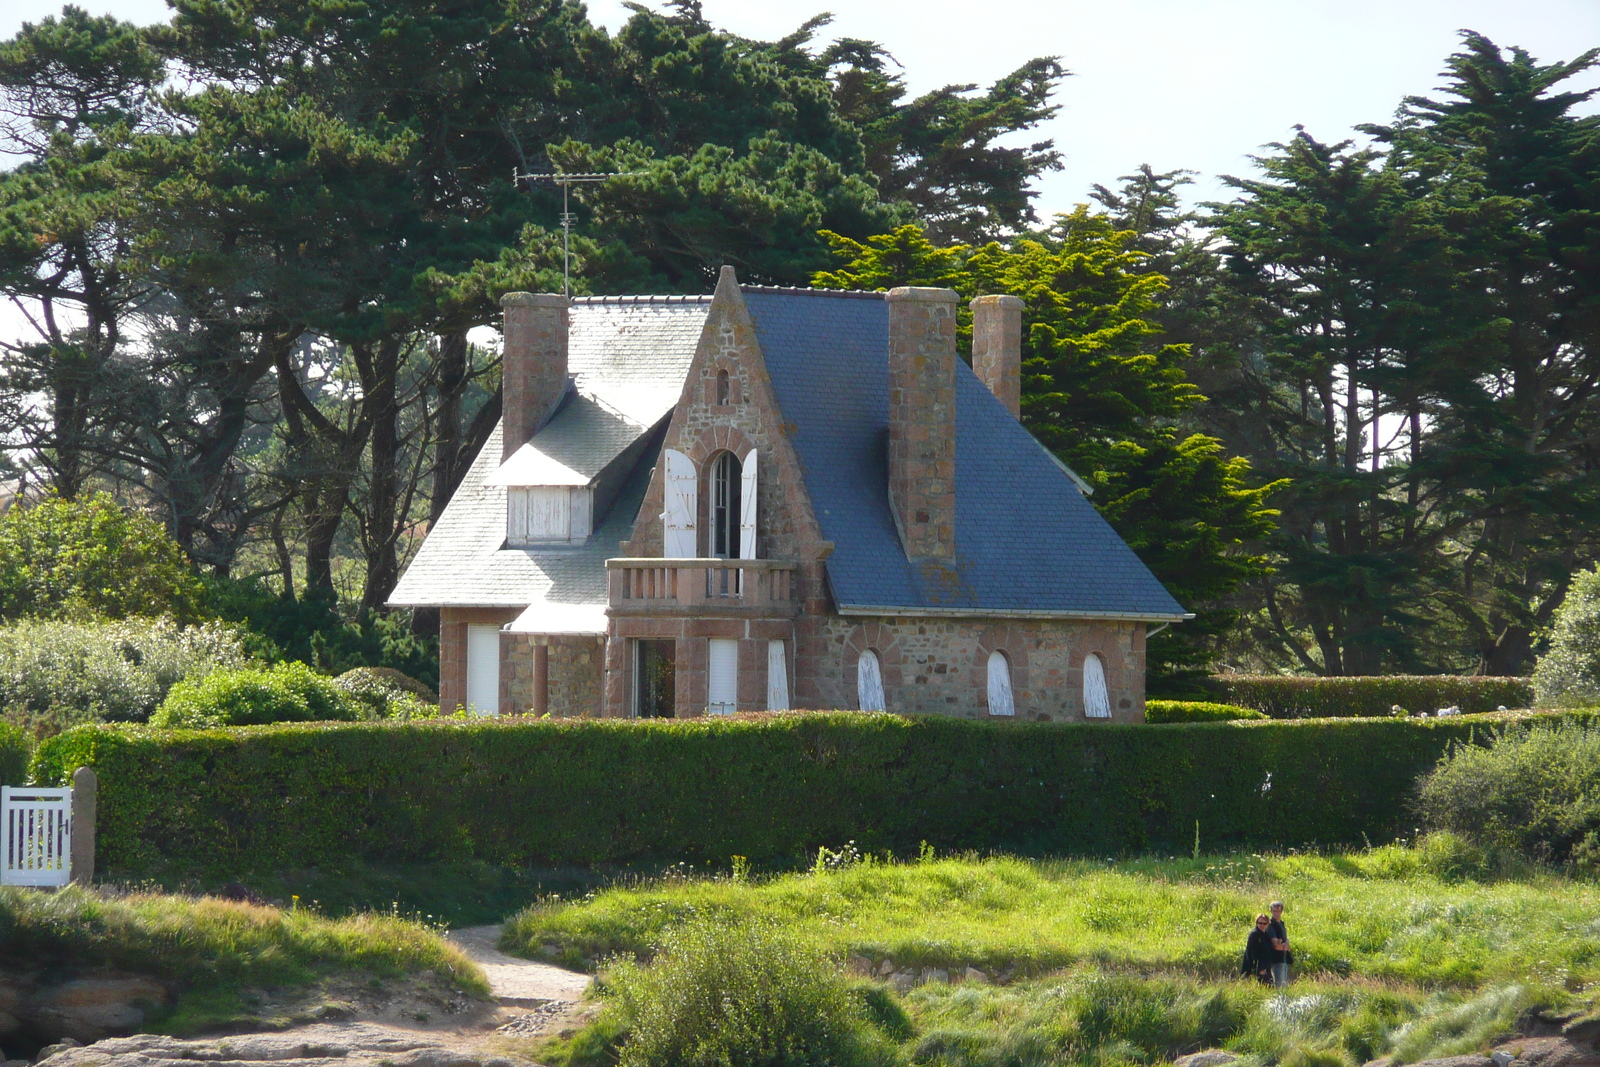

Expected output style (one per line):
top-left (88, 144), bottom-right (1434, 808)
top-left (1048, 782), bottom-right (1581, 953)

top-left (388, 268), bottom-right (1189, 721)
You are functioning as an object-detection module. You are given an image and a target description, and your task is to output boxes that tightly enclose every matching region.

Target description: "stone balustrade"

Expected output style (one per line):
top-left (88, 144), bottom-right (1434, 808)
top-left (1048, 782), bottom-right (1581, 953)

top-left (606, 557), bottom-right (799, 616)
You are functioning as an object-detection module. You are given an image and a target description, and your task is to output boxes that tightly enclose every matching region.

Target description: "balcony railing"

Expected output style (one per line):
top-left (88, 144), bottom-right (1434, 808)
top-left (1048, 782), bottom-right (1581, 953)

top-left (607, 557), bottom-right (799, 615)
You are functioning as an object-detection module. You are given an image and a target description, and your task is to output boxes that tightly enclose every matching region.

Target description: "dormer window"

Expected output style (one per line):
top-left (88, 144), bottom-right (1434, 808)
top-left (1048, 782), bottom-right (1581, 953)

top-left (507, 486), bottom-right (592, 545)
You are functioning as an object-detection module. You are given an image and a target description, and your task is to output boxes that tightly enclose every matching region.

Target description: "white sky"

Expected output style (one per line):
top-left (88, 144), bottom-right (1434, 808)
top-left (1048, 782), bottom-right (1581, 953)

top-left (4, 0), bottom-right (1595, 215)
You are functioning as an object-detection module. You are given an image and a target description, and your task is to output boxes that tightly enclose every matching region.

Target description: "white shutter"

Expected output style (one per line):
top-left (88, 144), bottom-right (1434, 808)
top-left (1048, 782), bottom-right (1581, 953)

top-left (662, 448), bottom-right (697, 557)
top-left (708, 638), bottom-right (738, 714)
top-left (739, 449), bottom-right (758, 559)
top-left (857, 650), bottom-right (885, 711)
top-left (987, 650), bottom-right (1014, 716)
top-left (507, 488), bottom-right (528, 544)
top-left (767, 639), bottom-right (789, 711)
top-left (466, 624), bottom-right (500, 716)
top-left (526, 487), bottom-right (570, 540)
top-left (1083, 653), bottom-right (1111, 718)
top-left (570, 487), bottom-right (592, 539)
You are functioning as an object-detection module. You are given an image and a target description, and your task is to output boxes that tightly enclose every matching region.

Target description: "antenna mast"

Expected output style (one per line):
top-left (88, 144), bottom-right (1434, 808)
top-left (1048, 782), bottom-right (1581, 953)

top-left (513, 170), bottom-right (639, 298)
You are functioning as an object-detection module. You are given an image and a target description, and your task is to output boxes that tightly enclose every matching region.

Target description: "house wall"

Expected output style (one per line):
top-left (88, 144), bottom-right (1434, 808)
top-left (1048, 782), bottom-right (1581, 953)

top-left (795, 615), bottom-right (1147, 722)
top-left (603, 617), bottom-right (797, 717)
top-left (503, 634), bottom-right (605, 716)
top-left (438, 606), bottom-right (520, 712)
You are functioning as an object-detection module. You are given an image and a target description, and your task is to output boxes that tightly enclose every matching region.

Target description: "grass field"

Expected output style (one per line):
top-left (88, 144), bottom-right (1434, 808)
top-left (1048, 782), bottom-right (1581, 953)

top-left (503, 841), bottom-right (1600, 1067)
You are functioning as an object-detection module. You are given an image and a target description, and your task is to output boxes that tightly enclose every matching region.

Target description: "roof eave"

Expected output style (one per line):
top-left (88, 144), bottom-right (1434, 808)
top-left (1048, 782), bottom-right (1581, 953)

top-left (834, 603), bottom-right (1194, 623)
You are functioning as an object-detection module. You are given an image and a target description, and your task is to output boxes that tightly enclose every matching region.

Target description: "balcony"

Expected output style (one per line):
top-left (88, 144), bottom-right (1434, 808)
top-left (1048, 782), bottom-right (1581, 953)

top-left (606, 557), bottom-right (800, 617)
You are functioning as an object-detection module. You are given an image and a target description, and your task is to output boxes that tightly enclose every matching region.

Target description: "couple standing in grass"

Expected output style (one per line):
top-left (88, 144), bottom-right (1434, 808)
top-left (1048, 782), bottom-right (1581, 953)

top-left (1242, 901), bottom-right (1291, 987)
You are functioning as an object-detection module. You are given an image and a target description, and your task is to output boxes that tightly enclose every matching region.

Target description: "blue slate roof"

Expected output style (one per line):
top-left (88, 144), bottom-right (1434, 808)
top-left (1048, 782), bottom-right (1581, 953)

top-left (744, 288), bottom-right (1189, 620)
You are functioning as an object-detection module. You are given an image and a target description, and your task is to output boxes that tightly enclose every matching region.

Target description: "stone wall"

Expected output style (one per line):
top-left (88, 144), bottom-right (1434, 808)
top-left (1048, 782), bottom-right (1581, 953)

top-left (796, 615), bottom-right (1146, 722)
top-left (886, 287), bottom-right (957, 560)
top-left (503, 633), bottom-right (605, 716)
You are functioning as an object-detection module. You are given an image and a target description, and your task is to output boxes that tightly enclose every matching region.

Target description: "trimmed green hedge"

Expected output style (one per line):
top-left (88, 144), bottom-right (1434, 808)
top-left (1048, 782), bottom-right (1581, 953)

top-left (1145, 701), bottom-right (1266, 723)
top-left (1205, 676), bottom-right (1534, 718)
top-left (29, 710), bottom-right (1589, 875)
top-left (0, 720), bottom-right (27, 785)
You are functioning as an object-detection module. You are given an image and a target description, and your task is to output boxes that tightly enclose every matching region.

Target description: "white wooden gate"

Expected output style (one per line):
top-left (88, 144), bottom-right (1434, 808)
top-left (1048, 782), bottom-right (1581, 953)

top-left (1, 785), bottom-right (72, 887)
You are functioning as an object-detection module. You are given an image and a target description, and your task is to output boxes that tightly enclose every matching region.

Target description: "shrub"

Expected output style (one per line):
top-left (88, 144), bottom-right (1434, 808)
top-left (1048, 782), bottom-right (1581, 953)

top-left (28, 710), bottom-right (1594, 876)
top-left (0, 493), bottom-right (203, 623)
top-left (0, 720), bottom-right (27, 784)
top-left (151, 662), bottom-right (360, 729)
top-left (1207, 676), bottom-right (1533, 718)
top-left (1146, 700), bottom-right (1266, 723)
top-left (1417, 721), bottom-right (1600, 869)
top-left (334, 667), bottom-right (439, 720)
top-left (598, 919), bottom-right (892, 1067)
top-left (0, 617), bottom-right (246, 735)
top-left (203, 577), bottom-right (439, 689)
top-left (1533, 565), bottom-right (1600, 707)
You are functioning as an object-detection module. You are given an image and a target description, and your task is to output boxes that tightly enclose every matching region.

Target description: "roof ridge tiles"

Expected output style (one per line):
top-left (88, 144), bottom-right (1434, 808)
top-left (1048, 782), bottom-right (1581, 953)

top-left (569, 294), bottom-right (712, 305)
top-left (740, 284), bottom-right (885, 299)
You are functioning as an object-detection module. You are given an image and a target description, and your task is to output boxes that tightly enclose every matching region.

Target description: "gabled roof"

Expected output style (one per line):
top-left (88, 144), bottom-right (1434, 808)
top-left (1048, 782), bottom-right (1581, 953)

top-left (387, 297), bottom-right (708, 616)
top-left (744, 287), bottom-right (1188, 621)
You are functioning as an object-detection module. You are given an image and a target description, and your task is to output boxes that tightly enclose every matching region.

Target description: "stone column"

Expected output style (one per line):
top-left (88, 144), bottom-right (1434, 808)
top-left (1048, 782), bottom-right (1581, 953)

top-left (886, 287), bottom-right (958, 560)
top-left (971, 294), bottom-right (1024, 418)
top-left (533, 644), bottom-right (550, 716)
top-left (500, 293), bottom-right (569, 462)
top-left (70, 765), bottom-right (96, 886)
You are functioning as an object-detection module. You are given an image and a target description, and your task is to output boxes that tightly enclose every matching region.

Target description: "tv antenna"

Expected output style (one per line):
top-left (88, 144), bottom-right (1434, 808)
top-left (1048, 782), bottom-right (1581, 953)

top-left (514, 170), bottom-right (641, 298)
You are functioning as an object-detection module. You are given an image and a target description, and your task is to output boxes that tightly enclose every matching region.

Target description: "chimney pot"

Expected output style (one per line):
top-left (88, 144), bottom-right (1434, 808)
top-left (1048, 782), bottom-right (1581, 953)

top-left (971, 294), bottom-right (1024, 418)
top-left (500, 291), bottom-right (569, 462)
top-left (887, 286), bottom-right (958, 561)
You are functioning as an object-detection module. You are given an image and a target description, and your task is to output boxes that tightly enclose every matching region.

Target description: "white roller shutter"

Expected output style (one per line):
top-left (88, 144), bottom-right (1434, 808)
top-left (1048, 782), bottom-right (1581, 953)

top-left (767, 639), bottom-right (789, 711)
top-left (739, 449), bottom-right (758, 559)
top-left (708, 638), bottom-right (738, 714)
top-left (1083, 653), bottom-right (1111, 718)
top-left (662, 448), bottom-right (697, 557)
top-left (466, 624), bottom-right (500, 716)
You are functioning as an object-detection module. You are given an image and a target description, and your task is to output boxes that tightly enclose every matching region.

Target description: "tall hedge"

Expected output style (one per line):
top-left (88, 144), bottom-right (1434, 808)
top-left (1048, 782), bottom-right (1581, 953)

top-left (0, 720), bottom-right (27, 785)
top-left (1205, 676), bottom-right (1534, 718)
top-left (29, 711), bottom-right (1585, 875)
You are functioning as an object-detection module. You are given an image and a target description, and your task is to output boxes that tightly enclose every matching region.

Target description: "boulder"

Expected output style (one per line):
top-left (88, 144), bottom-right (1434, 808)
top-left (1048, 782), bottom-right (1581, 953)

top-left (1174, 1052), bottom-right (1239, 1067)
top-left (31, 977), bottom-right (167, 1043)
top-left (845, 956), bottom-right (874, 977)
top-left (963, 967), bottom-right (990, 985)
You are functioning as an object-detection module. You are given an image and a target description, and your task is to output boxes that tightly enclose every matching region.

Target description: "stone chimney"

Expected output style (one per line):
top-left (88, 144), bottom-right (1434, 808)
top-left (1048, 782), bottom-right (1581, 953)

top-left (971, 294), bottom-right (1024, 419)
top-left (887, 286), bottom-right (958, 561)
top-left (500, 292), bottom-right (569, 463)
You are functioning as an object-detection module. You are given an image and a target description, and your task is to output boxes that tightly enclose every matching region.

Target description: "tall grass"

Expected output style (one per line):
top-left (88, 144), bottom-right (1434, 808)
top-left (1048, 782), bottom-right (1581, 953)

top-left (523, 848), bottom-right (1592, 1067)
top-left (503, 845), bottom-right (1596, 989)
top-left (0, 885), bottom-right (488, 994)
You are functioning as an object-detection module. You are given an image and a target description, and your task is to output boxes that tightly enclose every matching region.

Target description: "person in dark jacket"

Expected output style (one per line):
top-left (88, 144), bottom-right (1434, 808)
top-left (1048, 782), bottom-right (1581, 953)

top-left (1242, 914), bottom-right (1274, 984)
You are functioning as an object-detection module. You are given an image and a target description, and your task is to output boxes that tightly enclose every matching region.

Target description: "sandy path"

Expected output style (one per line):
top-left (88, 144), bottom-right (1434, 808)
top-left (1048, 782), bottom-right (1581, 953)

top-left (445, 926), bottom-right (592, 1008)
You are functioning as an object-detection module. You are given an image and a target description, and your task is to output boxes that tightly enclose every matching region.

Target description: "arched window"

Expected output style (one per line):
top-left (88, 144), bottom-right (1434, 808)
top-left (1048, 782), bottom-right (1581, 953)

top-left (709, 451), bottom-right (742, 559)
top-left (986, 650), bottom-right (1014, 716)
top-left (857, 650), bottom-right (885, 711)
top-left (1083, 653), bottom-right (1111, 718)
top-left (716, 369), bottom-right (730, 405)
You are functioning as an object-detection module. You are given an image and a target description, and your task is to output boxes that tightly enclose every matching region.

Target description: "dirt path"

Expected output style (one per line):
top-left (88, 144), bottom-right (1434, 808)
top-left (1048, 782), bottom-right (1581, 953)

top-left (443, 927), bottom-right (591, 1008)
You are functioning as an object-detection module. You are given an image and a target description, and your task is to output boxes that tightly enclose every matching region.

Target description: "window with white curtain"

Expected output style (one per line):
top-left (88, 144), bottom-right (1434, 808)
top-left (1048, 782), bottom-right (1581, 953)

top-left (986, 650), bottom-right (1014, 716)
top-left (857, 650), bottom-right (885, 711)
top-left (1083, 653), bottom-right (1111, 718)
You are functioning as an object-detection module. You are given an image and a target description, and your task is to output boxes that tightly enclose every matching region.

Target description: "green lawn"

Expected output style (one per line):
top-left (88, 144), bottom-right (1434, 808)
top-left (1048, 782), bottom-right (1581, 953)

top-left (505, 843), bottom-right (1600, 1067)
